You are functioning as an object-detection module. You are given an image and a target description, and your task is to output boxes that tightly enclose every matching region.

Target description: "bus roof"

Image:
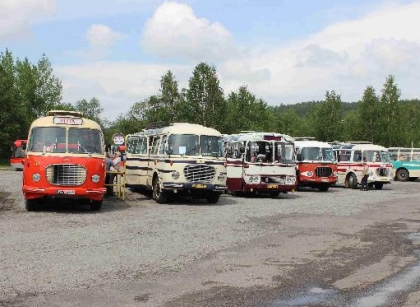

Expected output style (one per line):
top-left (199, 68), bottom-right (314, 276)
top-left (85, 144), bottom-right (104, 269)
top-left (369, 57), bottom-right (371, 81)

top-left (337, 143), bottom-right (388, 151)
top-left (30, 110), bottom-right (101, 130)
top-left (136, 122), bottom-right (222, 136)
top-left (295, 140), bottom-right (333, 149)
top-left (46, 110), bottom-right (84, 117)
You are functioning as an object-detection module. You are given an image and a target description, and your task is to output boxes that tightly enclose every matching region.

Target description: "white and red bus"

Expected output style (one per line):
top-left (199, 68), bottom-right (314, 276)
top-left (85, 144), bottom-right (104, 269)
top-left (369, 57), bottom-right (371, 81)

top-left (294, 139), bottom-right (338, 191)
top-left (11, 139), bottom-right (27, 170)
top-left (334, 143), bottom-right (393, 189)
top-left (22, 110), bottom-right (106, 211)
top-left (224, 132), bottom-right (296, 197)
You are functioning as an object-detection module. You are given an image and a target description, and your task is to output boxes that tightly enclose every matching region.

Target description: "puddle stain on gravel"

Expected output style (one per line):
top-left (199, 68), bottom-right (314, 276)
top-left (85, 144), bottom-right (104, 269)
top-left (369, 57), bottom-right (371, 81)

top-left (0, 192), bottom-right (17, 211)
top-left (273, 233), bottom-right (420, 307)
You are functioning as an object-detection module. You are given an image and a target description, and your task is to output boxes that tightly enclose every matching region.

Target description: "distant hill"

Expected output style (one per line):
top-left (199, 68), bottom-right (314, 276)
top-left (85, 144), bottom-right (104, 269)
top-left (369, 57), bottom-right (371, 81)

top-left (270, 101), bottom-right (359, 117)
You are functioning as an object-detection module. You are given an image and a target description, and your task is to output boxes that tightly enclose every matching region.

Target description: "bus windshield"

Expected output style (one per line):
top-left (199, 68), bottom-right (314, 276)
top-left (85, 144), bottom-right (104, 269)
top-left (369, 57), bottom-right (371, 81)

top-left (363, 150), bottom-right (391, 163)
top-left (300, 147), bottom-right (335, 162)
top-left (245, 141), bottom-right (294, 163)
top-left (168, 134), bottom-right (224, 157)
top-left (28, 127), bottom-right (103, 154)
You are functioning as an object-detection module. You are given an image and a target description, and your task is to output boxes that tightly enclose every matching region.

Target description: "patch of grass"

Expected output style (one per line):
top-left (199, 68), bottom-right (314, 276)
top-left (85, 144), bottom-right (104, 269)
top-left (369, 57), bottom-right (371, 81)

top-left (0, 159), bottom-right (10, 167)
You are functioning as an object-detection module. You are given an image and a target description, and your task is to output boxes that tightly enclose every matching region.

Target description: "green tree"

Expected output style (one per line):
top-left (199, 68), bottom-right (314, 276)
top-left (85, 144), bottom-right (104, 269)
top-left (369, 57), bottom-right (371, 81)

top-left (74, 97), bottom-right (103, 125)
top-left (0, 57), bottom-right (21, 158)
top-left (186, 63), bottom-right (226, 130)
top-left (313, 91), bottom-right (343, 141)
top-left (358, 86), bottom-right (380, 143)
top-left (379, 75), bottom-right (401, 147)
top-left (225, 86), bottom-right (270, 133)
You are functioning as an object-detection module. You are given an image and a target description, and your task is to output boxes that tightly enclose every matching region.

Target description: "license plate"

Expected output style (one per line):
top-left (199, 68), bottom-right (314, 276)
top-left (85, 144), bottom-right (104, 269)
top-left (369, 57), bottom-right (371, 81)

top-left (192, 184), bottom-right (206, 189)
top-left (267, 184), bottom-right (278, 189)
top-left (56, 190), bottom-right (75, 195)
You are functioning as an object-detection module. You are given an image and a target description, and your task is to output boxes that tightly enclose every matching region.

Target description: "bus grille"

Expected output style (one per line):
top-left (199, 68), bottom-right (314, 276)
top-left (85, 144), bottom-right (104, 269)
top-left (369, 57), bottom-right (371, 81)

top-left (184, 164), bottom-right (215, 183)
top-left (376, 167), bottom-right (389, 176)
top-left (46, 164), bottom-right (87, 186)
top-left (315, 167), bottom-right (332, 177)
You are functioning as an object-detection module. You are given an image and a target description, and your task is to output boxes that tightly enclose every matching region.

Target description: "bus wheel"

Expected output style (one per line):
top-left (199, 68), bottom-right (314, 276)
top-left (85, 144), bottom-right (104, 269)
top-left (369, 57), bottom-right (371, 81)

top-left (318, 184), bottom-right (329, 192)
top-left (90, 200), bottom-right (102, 211)
top-left (206, 192), bottom-right (220, 204)
top-left (396, 169), bottom-right (409, 182)
top-left (374, 182), bottom-right (384, 190)
top-left (153, 178), bottom-right (167, 204)
top-left (270, 191), bottom-right (280, 198)
top-left (348, 173), bottom-right (358, 189)
top-left (25, 199), bottom-right (39, 211)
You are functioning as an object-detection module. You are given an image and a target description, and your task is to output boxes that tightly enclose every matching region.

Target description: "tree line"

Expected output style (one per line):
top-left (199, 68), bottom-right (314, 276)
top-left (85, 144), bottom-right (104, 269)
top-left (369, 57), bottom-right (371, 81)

top-left (1, 48), bottom-right (420, 159)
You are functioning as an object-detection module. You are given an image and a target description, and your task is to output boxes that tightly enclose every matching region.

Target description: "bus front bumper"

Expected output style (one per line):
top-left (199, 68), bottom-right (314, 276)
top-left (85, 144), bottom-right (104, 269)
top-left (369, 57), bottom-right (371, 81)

top-left (23, 185), bottom-right (106, 200)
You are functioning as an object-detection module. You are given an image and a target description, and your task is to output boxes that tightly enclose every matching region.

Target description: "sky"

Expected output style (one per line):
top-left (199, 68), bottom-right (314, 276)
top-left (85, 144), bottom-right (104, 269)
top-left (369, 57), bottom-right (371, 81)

top-left (1, 0), bottom-right (419, 121)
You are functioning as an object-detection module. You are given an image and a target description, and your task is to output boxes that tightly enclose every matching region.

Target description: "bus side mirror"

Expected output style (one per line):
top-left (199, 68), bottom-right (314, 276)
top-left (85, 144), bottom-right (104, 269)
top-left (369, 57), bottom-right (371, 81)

top-left (296, 153), bottom-right (302, 161)
top-left (240, 147), bottom-right (245, 154)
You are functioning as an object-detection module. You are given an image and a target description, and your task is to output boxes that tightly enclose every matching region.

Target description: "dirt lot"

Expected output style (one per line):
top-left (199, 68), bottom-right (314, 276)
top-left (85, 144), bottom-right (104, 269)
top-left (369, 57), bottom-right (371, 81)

top-left (1, 169), bottom-right (420, 307)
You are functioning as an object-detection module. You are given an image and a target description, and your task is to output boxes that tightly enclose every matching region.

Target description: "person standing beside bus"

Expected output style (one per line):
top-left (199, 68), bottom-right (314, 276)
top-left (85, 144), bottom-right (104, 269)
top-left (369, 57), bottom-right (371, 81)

top-left (361, 157), bottom-right (370, 191)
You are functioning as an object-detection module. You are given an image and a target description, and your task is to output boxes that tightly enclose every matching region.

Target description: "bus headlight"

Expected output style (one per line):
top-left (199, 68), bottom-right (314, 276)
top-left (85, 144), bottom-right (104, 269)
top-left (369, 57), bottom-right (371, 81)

top-left (247, 175), bottom-right (260, 183)
top-left (286, 176), bottom-right (296, 184)
top-left (91, 174), bottom-right (100, 183)
top-left (172, 171), bottom-right (180, 180)
top-left (217, 172), bottom-right (226, 181)
top-left (32, 173), bottom-right (41, 182)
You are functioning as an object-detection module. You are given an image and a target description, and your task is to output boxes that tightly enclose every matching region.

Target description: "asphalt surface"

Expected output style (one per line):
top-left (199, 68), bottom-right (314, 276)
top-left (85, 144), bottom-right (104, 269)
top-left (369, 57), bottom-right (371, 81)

top-left (1, 169), bottom-right (420, 307)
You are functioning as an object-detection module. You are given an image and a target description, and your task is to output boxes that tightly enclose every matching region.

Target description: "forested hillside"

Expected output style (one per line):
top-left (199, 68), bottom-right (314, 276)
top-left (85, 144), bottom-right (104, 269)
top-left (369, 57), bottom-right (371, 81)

top-left (1, 48), bottom-right (420, 159)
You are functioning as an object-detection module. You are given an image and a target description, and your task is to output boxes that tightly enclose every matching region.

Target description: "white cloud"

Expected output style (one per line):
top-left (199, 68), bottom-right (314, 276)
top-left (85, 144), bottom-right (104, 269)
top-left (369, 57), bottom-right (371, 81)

top-left (58, 1), bottom-right (420, 121)
top-left (141, 1), bottom-right (237, 61)
top-left (0, 0), bottom-right (56, 40)
top-left (219, 1), bottom-right (420, 104)
top-left (56, 62), bottom-right (191, 120)
top-left (83, 24), bottom-right (125, 59)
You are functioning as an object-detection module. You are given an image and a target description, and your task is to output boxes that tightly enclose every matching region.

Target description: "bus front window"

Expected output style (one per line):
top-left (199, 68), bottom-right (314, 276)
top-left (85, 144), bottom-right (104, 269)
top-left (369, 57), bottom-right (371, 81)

top-left (28, 127), bottom-right (66, 152)
top-left (68, 128), bottom-right (103, 154)
top-left (200, 135), bottom-right (224, 157)
top-left (168, 134), bottom-right (199, 156)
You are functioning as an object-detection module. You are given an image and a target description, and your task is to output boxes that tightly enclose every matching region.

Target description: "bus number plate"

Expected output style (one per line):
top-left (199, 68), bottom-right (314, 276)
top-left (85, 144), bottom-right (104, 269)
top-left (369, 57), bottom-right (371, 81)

top-left (267, 184), bottom-right (278, 189)
top-left (56, 190), bottom-right (75, 195)
top-left (192, 184), bottom-right (206, 189)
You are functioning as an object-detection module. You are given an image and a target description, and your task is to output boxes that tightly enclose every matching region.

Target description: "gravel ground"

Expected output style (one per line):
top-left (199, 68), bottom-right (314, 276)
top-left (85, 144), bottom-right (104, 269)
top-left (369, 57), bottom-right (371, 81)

top-left (1, 169), bottom-right (420, 306)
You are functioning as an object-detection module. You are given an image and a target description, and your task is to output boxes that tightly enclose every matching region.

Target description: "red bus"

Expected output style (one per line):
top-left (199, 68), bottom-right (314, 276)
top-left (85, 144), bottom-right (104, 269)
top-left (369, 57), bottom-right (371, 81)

top-left (11, 140), bottom-right (27, 170)
top-left (22, 110), bottom-right (106, 211)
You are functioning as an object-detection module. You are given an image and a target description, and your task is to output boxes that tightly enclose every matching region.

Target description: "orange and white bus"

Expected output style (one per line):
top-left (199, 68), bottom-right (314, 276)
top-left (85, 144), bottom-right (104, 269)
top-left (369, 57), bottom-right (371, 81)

top-left (11, 139), bottom-right (27, 170)
top-left (224, 132), bottom-right (296, 197)
top-left (334, 143), bottom-right (393, 189)
top-left (294, 139), bottom-right (337, 191)
top-left (22, 110), bottom-right (106, 211)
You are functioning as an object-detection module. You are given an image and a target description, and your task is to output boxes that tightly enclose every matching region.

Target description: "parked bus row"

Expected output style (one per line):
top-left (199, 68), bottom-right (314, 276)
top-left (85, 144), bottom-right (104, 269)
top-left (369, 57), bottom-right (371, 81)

top-left (17, 110), bottom-right (399, 212)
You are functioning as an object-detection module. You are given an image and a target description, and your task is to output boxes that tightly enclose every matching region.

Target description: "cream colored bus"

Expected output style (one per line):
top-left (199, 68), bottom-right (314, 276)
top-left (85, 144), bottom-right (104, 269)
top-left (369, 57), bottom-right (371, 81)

top-left (125, 123), bottom-right (227, 204)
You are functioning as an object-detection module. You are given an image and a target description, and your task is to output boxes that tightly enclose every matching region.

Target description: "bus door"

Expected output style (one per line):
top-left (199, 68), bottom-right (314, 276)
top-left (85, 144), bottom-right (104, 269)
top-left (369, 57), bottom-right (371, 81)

top-left (125, 135), bottom-right (149, 188)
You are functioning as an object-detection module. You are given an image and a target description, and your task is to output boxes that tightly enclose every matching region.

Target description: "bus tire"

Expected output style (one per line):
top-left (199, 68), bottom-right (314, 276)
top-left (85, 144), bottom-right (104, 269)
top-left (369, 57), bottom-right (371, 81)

top-left (318, 184), bottom-right (329, 192)
top-left (347, 173), bottom-right (358, 189)
top-left (396, 168), bottom-right (409, 182)
top-left (90, 200), bottom-right (102, 211)
top-left (153, 177), bottom-right (167, 204)
top-left (206, 192), bottom-right (220, 204)
top-left (374, 182), bottom-right (384, 190)
top-left (25, 199), bottom-right (39, 211)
